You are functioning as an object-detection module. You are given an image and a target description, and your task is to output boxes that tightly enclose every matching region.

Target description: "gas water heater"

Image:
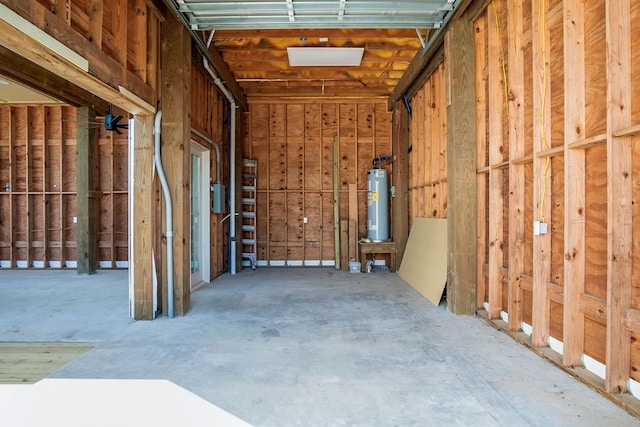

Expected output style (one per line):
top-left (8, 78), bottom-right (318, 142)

top-left (367, 168), bottom-right (389, 242)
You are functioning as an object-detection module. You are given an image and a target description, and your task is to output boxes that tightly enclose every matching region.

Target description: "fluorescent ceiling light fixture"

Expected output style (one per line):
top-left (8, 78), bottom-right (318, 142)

top-left (287, 47), bottom-right (364, 67)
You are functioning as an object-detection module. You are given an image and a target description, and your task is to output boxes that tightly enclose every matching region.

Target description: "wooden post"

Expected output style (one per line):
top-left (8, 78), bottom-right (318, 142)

top-left (131, 114), bottom-right (155, 320)
top-left (605, 0), bottom-right (632, 394)
top-left (562, 0), bottom-right (586, 366)
top-left (507, 0), bottom-right (525, 332)
top-left (340, 219), bottom-right (349, 271)
top-left (348, 183), bottom-right (358, 260)
top-left (445, 16), bottom-right (477, 315)
top-left (76, 106), bottom-right (98, 274)
top-left (333, 134), bottom-right (340, 269)
top-left (161, 13), bottom-right (191, 315)
top-left (391, 102), bottom-right (409, 265)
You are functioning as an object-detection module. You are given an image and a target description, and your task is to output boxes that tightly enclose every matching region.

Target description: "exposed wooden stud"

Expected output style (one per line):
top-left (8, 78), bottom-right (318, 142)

top-left (605, 0), bottom-right (632, 394)
top-left (391, 102), bottom-right (409, 265)
top-left (486, 1), bottom-right (504, 320)
top-left (25, 107), bottom-right (32, 268)
top-left (531, 0), bottom-right (553, 348)
top-left (9, 107), bottom-right (17, 268)
top-left (131, 0), bottom-right (148, 83)
top-left (42, 107), bottom-right (50, 267)
top-left (562, 0), bottom-right (586, 367)
top-left (112, 0), bottom-right (127, 66)
top-left (87, 0), bottom-right (103, 48)
top-left (474, 11), bottom-right (488, 310)
top-left (333, 134), bottom-right (340, 269)
top-left (348, 183), bottom-right (358, 260)
top-left (340, 219), bottom-right (348, 271)
top-left (507, 0), bottom-right (525, 332)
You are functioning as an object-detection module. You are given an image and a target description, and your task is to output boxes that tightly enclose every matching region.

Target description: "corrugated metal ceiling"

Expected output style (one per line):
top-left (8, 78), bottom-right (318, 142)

top-left (176, 0), bottom-right (460, 30)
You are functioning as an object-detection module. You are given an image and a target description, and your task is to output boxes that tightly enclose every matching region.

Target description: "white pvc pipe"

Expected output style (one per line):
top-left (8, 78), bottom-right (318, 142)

top-left (229, 105), bottom-right (237, 274)
top-left (153, 110), bottom-right (174, 318)
top-left (203, 58), bottom-right (238, 275)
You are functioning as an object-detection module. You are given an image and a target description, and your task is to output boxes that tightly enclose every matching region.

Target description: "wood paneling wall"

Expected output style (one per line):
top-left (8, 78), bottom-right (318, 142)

top-left (242, 99), bottom-right (392, 266)
top-left (472, 0), bottom-right (640, 399)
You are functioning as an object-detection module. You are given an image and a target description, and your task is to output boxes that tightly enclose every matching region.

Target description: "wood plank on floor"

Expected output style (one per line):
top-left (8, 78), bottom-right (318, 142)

top-left (0, 342), bottom-right (95, 384)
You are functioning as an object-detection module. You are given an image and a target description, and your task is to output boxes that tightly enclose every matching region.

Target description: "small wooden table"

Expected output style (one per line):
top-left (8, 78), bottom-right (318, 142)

top-left (359, 241), bottom-right (397, 272)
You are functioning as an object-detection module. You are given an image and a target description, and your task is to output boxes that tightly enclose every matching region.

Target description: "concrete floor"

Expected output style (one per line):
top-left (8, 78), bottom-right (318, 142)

top-left (0, 268), bottom-right (638, 426)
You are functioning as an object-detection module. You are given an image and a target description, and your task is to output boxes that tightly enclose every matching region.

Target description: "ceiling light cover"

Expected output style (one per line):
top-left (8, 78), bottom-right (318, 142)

top-left (287, 47), bottom-right (364, 66)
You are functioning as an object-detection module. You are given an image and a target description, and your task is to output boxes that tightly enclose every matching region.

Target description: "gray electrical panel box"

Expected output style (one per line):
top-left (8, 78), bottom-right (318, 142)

top-left (211, 182), bottom-right (225, 213)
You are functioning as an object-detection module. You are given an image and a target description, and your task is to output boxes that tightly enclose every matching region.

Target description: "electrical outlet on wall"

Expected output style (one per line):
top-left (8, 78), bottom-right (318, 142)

top-left (533, 221), bottom-right (548, 235)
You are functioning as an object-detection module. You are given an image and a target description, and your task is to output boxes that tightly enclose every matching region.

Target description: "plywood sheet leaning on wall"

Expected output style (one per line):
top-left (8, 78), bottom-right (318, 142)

top-left (398, 218), bottom-right (447, 306)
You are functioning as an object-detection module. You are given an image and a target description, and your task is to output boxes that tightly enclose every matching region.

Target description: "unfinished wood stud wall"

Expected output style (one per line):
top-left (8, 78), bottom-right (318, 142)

top-left (0, 105), bottom-right (131, 269)
top-left (243, 99), bottom-right (392, 266)
top-left (473, 0), bottom-right (640, 401)
top-left (407, 62), bottom-right (448, 226)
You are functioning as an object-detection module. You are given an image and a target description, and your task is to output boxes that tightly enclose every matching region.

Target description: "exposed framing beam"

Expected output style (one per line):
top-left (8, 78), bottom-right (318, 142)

top-left (160, 0), bottom-right (247, 110)
top-left (388, 0), bottom-right (477, 110)
top-left (76, 106), bottom-right (98, 274)
top-left (532, 0), bottom-right (553, 348)
top-left (486, 0), bottom-right (504, 320)
top-left (160, 11), bottom-right (192, 315)
top-left (391, 101), bottom-right (409, 264)
top-left (0, 46), bottom-right (110, 113)
top-left (0, 0), bottom-right (155, 114)
top-left (445, 14), bottom-right (476, 315)
top-left (605, 0), bottom-right (632, 394)
top-left (507, 0), bottom-right (525, 332)
top-left (562, 0), bottom-right (586, 367)
top-left (474, 12), bottom-right (487, 310)
top-left (130, 114), bottom-right (156, 320)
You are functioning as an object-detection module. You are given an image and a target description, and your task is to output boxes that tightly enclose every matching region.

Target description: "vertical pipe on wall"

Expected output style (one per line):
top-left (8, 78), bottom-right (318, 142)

top-left (203, 59), bottom-right (238, 274)
top-left (153, 110), bottom-right (174, 318)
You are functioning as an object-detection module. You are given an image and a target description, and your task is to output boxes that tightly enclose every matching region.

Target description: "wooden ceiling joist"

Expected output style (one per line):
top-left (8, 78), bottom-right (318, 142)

top-left (0, 45), bottom-right (110, 111)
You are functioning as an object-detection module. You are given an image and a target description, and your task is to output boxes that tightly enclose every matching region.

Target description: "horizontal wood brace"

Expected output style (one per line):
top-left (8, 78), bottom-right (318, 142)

top-left (580, 293), bottom-right (607, 323)
top-left (535, 145), bottom-right (564, 158)
top-left (491, 160), bottom-right (510, 170)
top-left (408, 178), bottom-right (446, 189)
top-left (0, 192), bottom-right (77, 195)
top-left (517, 275), bottom-right (563, 305)
top-left (477, 166), bottom-right (490, 174)
top-left (613, 124), bottom-right (640, 138)
top-left (567, 133), bottom-right (607, 150)
top-left (98, 241), bottom-right (127, 248)
top-left (548, 282), bottom-right (564, 305)
top-left (510, 154), bottom-right (533, 165)
top-left (5, 241), bottom-right (76, 248)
